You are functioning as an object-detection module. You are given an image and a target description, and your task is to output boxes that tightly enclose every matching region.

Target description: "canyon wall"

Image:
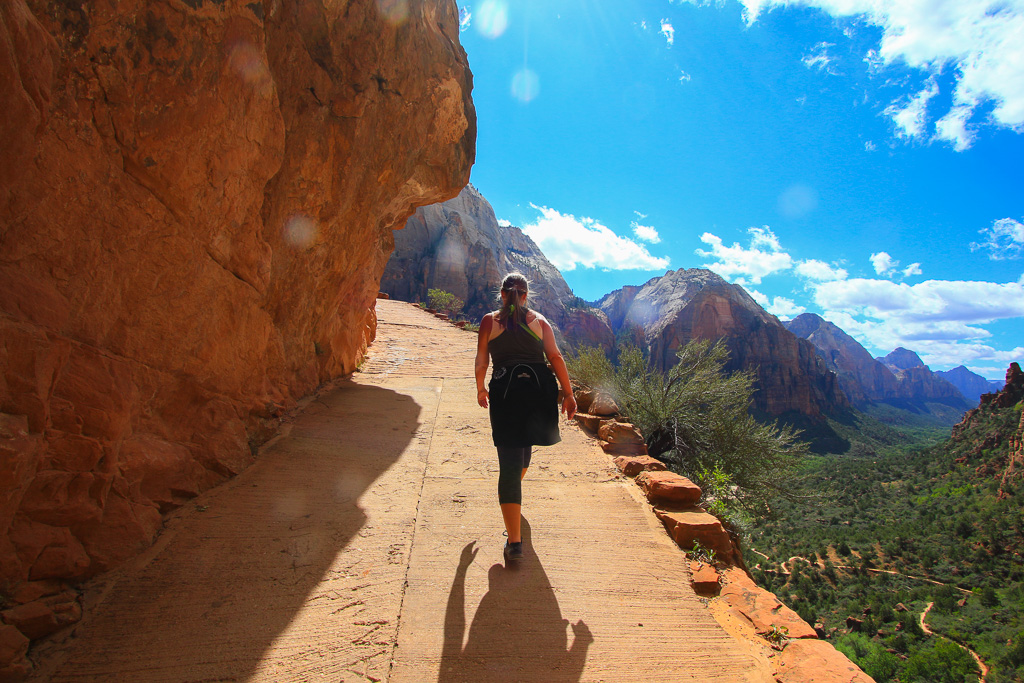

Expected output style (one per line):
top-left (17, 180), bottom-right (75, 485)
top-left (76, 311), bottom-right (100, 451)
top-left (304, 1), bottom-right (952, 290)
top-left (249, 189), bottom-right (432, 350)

top-left (599, 270), bottom-right (847, 418)
top-left (381, 185), bottom-right (615, 350)
top-left (0, 0), bottom-right (474, 591)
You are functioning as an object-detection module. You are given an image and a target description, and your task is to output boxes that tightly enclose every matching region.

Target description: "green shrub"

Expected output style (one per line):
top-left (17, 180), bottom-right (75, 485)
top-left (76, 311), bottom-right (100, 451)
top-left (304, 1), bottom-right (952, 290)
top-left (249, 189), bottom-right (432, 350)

top-left (565, 345), bottom-right (614, 392)
top-left (427, 288), bottom-right (465, 318)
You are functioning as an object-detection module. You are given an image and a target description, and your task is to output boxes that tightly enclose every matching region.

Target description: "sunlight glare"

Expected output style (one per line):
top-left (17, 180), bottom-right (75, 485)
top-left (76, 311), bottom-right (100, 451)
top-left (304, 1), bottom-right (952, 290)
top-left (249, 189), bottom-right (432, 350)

top-left (283, 214), bottom-right (318, 250)
top-left (511, 68), bottom-right (540, 103)
top-left (778, 184), bottom-right (818, 220)
top-left (475, 0), bottom-right (508, 39)
top-left (228, 42), bottom-right (273, 97)
top-left (376, 0), bottom-right (409, 25)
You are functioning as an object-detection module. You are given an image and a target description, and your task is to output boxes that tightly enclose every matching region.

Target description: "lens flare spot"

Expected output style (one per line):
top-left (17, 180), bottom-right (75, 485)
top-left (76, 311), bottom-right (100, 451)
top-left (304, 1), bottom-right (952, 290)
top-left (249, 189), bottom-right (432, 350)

top-left (778, 184), bottom-right (818, 219)
top-left (376, 0), bottom-right (409, 24)
top-left (228, 42), bottom-right (273, 97)
top-left (283, 215), bottom-right (318, 250)
top-left (511, 68), bottom-right (540, 103)
top-left (476, 0), bottom-right (508, 38)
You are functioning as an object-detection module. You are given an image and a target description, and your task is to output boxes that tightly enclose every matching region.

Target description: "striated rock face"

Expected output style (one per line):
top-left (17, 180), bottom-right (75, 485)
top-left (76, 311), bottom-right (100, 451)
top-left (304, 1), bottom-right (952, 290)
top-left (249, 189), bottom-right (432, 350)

top-left (1, 0), bottom-right (474, 592)
top-left (380, 185), bottom-right (614, 350)
top-left (936, 365), bottom-right (1004, 405)
top-left (785, 313), bottom-right (901, 406)
top-left (598, 269), bottom-right (847, 418)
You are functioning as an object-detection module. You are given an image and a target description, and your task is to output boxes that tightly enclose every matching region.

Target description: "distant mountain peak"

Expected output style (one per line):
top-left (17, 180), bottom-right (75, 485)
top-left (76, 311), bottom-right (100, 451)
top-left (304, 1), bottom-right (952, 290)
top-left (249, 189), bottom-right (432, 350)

top-left (882, 347), bottom-right (926, 371)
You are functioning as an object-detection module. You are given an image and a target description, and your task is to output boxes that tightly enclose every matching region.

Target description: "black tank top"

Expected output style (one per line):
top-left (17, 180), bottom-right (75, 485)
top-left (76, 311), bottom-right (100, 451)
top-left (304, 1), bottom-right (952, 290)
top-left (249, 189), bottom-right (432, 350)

top-left (489, 320), bottom-right (545, 368)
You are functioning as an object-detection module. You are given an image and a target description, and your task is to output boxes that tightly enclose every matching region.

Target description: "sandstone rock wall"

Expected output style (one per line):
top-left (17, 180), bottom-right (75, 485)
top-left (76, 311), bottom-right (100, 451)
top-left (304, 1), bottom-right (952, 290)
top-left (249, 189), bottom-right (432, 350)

top-left (1, 0), bottom-right (474, 590)
top-left (380, 185), bottom-right (615, 350)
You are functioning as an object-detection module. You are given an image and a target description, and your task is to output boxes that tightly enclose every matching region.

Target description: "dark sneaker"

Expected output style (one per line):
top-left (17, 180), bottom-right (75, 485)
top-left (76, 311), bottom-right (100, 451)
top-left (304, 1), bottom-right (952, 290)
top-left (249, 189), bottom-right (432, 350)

top-left (503, 541), bottom-right (524, 562)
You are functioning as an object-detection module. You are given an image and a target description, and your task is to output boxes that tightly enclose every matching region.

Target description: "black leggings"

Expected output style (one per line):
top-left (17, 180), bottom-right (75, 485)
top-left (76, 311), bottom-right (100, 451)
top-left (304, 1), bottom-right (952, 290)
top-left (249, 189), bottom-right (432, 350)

top-left (496, 446), bottom-right (533, 505)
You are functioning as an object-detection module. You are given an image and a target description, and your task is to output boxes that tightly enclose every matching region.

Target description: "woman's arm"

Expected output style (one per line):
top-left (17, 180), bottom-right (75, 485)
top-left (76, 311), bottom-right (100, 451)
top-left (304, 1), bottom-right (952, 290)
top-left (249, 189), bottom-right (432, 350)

top-left (540, 319), bottom-right (577, 419)
top-left (475, 314), bottom-right (493, 408)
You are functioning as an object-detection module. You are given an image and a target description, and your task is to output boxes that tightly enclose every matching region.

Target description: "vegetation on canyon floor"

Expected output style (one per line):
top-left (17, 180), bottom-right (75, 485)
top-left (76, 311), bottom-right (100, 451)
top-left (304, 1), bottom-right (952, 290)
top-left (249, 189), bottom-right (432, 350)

top-left (750, 397), bottom-right (1024, 682)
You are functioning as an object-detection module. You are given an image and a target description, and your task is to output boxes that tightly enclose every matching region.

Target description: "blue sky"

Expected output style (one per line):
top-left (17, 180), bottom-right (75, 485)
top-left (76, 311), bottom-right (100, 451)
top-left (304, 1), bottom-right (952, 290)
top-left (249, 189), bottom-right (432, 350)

top-left (453, 0), bottom-right (1024, 378)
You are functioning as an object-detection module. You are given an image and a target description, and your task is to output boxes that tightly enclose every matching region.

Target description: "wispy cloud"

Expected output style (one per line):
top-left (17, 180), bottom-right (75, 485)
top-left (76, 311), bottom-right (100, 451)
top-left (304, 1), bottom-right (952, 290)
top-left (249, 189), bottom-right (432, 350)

top-left (459, 6), bottom-right (472, 32)
top-left (522, 205), bottom-right (670, 272)
top-left (802, 42), bottom-right (838, 75)
top-left (696, 227), bottom-right (794, 285)
top-left (971, 217), bottom-right (1024, 260)
top-left (679, 70), bottom-right (692, 83)
top-left (660, 19), bottom-right (675, 46)
top-left (794, 259), bottom-right (848, 282)
top-left (735, 0), bottom-right (1024, 150)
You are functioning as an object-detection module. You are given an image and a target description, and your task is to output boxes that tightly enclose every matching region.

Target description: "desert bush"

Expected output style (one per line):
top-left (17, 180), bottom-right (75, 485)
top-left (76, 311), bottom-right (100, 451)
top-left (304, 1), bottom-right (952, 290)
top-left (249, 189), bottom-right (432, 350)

top-left (427, 288), bottom-right (465, 318)
top-left (567, 339), bottom-right (807, 517)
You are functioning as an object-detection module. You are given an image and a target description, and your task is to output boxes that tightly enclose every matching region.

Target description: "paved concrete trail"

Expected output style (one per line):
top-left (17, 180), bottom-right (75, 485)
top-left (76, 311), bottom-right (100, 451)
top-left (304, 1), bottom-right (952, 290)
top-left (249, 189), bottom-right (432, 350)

top-left (33, 300), bottom-right (771, 682)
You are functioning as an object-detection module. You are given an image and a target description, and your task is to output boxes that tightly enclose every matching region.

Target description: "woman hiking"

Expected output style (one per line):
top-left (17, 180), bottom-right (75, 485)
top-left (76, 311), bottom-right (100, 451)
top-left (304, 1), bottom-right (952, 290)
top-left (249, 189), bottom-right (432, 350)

top-left (475, 273), bottom-right (577, 563)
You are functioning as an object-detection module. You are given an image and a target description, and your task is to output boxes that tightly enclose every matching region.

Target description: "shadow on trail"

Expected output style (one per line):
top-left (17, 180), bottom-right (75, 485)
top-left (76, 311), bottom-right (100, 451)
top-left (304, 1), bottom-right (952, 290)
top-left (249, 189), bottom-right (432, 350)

top-left (41, 381), bottom-right (421, 682)
top-left (440, 518), bottom-right (593, 682)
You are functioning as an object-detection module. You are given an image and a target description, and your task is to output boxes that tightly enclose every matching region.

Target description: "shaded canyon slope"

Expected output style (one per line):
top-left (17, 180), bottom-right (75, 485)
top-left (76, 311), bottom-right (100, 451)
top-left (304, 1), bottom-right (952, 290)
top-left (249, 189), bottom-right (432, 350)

top-left (878, 348), bottom-right (971, 405)
top-left (784, 316), bottom-right (971, 421)
top-left (937, 365), bottom-right (1004, 405)
top-left (597, 269), bottom-right (848, 419)
top-left (380, 184), bottom-right (615, 349)
top-left (783, 313), bottom-right (901, 406)
top-left (0, 0), bottom-right (475, 591)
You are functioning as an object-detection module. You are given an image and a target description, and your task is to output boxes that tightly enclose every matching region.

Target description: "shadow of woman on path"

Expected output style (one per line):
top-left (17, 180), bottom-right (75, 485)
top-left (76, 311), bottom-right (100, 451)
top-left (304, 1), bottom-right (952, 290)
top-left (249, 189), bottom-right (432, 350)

top-left (439, 518), bottom-right (593, 682)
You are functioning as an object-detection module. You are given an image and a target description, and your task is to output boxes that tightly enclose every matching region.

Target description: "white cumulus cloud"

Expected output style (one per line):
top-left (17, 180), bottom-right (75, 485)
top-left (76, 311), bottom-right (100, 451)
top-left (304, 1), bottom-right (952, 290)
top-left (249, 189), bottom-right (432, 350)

top-left (869, 251), bottom-right (897, 275)
top-left (660, 19), bottom-right (675, 46)
top-left (972, 217), bottom-right (1024, 260)
top-left (749, 289), bottom-right (807, 319)
top-left (736, 0), bottom-right (1024, 149)
top-left (496, 218), bottom-right (512, 228)
top-left (696, 227), bottom-right (794, 285)
top-left (631, 221), bottom-right (661, 243)
top-left (902, 262), bottom-right (922, 277)
top-left (521, 205), bottom-right (670, 272)
top-left (812, 278), bottom-right (1024, 325)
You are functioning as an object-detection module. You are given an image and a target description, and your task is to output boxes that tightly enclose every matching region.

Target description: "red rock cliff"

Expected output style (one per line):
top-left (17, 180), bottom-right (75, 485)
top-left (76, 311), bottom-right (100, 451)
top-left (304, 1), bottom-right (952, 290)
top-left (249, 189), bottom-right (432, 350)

top-left (0, 0), bottom-right (474, 589)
